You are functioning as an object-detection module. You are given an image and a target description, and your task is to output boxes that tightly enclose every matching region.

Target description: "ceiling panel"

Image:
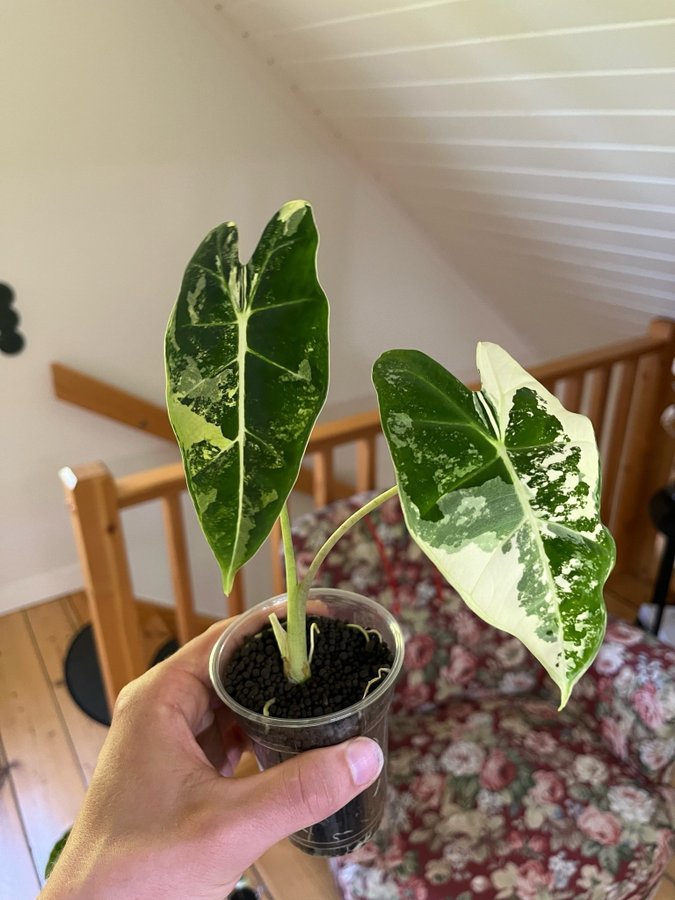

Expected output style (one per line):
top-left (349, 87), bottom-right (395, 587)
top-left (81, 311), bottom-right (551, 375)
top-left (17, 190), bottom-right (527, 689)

top-left (198, 0), bottom-right (675, 339)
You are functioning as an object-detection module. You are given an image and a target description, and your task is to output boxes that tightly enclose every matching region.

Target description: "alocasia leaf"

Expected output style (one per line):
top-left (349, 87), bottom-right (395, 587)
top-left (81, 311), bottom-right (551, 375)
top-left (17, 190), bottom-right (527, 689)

top-left (165, 201), bottom-right (329, 593)
top-left (373, 343), bottom-right (614, 707)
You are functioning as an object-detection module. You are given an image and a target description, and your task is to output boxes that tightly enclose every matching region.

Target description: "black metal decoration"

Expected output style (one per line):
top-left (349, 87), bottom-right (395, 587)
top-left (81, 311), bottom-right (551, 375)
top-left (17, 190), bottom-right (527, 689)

top-left (0, 283), bottom-right (25, 355)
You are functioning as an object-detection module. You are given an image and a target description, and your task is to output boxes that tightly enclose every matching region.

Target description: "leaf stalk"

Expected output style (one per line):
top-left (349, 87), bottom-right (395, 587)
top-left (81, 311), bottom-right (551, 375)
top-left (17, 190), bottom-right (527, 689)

top-left (270, 486), bottom-right (399, 685)
top-left (298, 486), bottom-right (398, 596)
top-left (279, 503), bottom-right (309, 683)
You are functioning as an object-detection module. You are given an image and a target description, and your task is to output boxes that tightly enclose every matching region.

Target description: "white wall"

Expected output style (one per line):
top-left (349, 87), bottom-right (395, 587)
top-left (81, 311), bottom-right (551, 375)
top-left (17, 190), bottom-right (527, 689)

top-left (0, 0), bottom-right (530, 617)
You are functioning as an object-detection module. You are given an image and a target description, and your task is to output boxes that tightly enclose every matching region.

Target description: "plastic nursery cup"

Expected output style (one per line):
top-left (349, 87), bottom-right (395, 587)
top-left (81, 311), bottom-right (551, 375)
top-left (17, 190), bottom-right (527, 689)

top-left (209, 588), bottom-right (404, 857)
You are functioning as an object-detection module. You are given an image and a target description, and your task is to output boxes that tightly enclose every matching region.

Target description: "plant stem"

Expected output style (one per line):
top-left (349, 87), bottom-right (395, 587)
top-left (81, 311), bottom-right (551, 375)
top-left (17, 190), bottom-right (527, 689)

top-left (280, 503), bottom-right (309, 683)
top-left (298, 485), bottom-right (399, 596)
top-left (276, 486), bottom-right (398, 684)
top-left (280, 502), bottom-right (297, 590)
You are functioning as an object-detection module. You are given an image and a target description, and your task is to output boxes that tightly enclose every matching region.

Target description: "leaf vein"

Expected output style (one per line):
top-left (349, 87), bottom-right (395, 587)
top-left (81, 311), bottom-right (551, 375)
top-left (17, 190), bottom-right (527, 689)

top-left (180, 358), bottom-right (238, 397)
top-left (419, 457), bottom-right (500, 517)
top-left (249, 296), bottom-right (315, 315)
top-left (245, 428), bottom-right (277, 455)
top-left (248, 348), bottom-right (307, 380)
top-left (192, 263), bottom-right (240, 317)
top-left (247, 240), bottom-right (295, 308)
top-left (400, 371), bottom-right (493, 433)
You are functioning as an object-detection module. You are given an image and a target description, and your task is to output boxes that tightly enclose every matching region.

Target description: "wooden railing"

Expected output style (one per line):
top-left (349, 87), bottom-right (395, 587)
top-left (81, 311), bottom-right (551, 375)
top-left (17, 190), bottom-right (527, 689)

top-left (523, 320), bottom-right (675, 582)
top-left (52, 363), bottom-right (176, 441)
top-left (57, 318), bottom-right (675, 709)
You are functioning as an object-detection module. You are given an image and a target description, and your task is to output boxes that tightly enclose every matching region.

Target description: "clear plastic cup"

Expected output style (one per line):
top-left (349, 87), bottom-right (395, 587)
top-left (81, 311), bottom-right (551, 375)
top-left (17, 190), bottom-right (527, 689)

top-left (209, 588), bottom-right (404, 856)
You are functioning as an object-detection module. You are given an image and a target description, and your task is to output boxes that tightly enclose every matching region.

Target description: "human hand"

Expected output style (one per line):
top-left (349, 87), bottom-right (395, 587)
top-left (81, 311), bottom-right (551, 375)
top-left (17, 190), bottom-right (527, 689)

top-left (41, 619), bottom-right (384, 899)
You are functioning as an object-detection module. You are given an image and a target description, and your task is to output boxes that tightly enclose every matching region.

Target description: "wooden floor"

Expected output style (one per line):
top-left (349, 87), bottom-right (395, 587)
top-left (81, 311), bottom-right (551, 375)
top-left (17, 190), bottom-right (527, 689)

top-left (0, 593), bottom-right (339, 900)
top-left (1, 591), bottom-right (673, 900)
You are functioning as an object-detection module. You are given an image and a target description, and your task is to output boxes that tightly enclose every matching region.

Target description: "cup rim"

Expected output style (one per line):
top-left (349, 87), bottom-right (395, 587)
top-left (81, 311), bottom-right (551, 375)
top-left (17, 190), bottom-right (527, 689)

top-left (209, 587), bottom-right (405, 728)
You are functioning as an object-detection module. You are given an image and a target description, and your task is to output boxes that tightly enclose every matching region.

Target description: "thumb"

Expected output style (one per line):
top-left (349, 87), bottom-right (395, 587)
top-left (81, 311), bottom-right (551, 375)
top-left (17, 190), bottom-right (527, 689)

top-left (225, 737), bottom-right (384, 861)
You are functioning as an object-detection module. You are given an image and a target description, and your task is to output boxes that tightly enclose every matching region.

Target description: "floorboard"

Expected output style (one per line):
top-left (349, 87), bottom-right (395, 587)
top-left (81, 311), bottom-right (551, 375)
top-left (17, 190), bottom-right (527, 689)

top-left (0, 736), bottom-right (40, 898)
top-left (255, 839), bottom-right (342, 899)
top-left (25, 599), bottom-right (107, 784)
top-left (0, 609), bottom-right (87, 887)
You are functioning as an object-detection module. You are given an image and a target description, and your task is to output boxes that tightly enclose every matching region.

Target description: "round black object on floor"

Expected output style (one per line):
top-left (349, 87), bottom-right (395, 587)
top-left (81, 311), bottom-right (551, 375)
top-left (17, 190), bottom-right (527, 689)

top-left (64, 625), bottom-right (179, 726)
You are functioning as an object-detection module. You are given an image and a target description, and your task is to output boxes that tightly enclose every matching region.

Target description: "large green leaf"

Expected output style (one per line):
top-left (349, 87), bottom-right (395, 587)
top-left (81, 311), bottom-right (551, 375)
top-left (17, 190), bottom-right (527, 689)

top-left (165, 201), bottom-right (329, 593)
top-left (373, 343), bottom-right (614, 707)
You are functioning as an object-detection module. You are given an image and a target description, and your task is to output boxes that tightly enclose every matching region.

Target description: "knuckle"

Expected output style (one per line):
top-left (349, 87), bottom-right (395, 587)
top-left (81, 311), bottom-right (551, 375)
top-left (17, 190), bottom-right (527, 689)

top-left (111, 668), bottom-right (158, 721)
top-left (112, 681), bottom-right (137, 719)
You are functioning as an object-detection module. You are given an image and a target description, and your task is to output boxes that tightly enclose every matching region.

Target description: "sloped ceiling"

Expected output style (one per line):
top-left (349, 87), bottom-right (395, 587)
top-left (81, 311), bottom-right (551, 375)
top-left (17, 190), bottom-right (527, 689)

top-left (197, 0), bottom-right (674, 354)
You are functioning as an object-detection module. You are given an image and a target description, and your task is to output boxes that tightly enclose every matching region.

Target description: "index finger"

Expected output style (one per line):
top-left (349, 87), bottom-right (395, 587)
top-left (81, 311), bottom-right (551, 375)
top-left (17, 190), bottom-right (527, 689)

top-left (127, 618), bottom-right (238, 739)
top-left (163, 617), bottom-right (237, 690)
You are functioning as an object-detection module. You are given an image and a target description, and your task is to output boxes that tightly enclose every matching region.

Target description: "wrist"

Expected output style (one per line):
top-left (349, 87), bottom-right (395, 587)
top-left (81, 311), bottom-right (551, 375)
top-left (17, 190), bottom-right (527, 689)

top-left (39, 845), bottom-right (118, 900)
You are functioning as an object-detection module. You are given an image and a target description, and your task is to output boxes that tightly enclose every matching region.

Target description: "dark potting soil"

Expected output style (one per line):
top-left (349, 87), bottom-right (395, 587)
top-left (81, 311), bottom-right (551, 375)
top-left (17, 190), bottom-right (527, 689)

top-left (224, 615), bottom-right (394, 718)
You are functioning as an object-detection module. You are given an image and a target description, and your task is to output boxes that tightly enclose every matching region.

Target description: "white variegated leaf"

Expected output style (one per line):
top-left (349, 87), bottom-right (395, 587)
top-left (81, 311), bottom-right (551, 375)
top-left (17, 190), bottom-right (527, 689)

top-left (374, 343), bottom-right (614, 707)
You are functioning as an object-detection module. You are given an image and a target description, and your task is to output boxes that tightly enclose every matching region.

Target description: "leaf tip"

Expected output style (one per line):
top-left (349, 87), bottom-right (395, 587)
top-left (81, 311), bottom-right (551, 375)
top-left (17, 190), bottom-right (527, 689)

top-left (278, 198), bottom-right (311, 221)
top-left (557, 688), bottom-right (571, 712)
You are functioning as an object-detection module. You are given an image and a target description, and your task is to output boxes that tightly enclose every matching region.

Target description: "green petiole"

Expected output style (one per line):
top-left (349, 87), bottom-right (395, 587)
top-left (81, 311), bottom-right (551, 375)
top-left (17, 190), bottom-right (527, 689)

top-left (268, 486), bottom-right (399, 685)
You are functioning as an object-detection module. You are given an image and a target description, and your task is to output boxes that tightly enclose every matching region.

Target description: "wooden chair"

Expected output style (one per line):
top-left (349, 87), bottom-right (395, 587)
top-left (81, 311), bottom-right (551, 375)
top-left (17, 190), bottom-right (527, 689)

top-left (57, 318), bottom-right (675, 713)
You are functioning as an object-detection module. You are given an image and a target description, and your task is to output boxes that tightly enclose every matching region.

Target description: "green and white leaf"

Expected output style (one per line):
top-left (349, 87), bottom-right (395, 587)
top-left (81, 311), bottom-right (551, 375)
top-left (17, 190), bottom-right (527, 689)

top-left (373, 343), bottom-right (614, 707)
top-left (165, 201), bottom-right (329, 593)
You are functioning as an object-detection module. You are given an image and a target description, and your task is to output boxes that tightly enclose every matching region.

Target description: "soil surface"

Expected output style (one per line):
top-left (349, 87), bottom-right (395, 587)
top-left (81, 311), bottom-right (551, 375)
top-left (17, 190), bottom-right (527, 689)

top-left (224, 615), bottom-right (394, 718)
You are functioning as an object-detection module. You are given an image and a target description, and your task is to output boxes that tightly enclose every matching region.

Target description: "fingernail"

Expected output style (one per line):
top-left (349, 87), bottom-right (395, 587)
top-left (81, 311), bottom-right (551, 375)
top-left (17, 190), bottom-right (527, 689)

top-left (346, 737), bottom-right (384, 786)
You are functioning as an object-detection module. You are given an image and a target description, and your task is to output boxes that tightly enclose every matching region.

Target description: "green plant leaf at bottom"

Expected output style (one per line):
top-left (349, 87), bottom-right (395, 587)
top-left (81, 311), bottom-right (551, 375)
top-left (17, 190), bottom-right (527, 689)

top-left (45, 830), bottom-right (70, 879)
top-left (373, 343), bottom-right (614, 708)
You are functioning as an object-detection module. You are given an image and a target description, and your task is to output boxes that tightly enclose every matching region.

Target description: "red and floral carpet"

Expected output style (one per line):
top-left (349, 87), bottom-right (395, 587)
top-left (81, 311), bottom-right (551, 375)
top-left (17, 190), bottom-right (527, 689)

top-left (292, 494), bottom-right (675, 900)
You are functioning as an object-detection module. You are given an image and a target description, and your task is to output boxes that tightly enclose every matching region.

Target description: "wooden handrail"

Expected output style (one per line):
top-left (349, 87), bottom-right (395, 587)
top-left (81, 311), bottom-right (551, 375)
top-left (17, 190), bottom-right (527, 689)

top-left (114, 460), bottom-right (355, 509)
top-left (51, 362), bottom-right (175, 442)
top-left (310, 409), bottom-right (381, 448)
top-left (52, 327), bottom-right (669, 452)
top-left (524, 332), bottom-right (668, 384)
top-left (116, 462), bottom-right (185, 508)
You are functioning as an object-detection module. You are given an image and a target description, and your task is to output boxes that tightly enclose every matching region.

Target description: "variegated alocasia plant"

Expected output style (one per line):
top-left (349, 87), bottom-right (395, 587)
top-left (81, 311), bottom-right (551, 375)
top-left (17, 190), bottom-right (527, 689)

top-left (165, 200), bottom-right (336, 682)
top-left (166, 199), bottom-right (614, 706)
top-left (373, 347), bottom-right (615, 707)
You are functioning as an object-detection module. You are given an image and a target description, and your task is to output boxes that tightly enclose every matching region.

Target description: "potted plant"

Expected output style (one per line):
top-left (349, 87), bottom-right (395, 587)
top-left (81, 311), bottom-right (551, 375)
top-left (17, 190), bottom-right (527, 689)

top-left (165, 200), bottom-right (614, 857)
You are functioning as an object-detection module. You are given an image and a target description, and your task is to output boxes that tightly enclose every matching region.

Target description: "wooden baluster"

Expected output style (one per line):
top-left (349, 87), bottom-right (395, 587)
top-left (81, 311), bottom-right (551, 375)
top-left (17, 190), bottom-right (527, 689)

top-left (562, 375), bottom-right (584, 412)
top-left (312, 448), bottom-right (334, 507)
top-left (626, 319), bottom-right (675, 579)
top-left (356, 436), bottom-right (376, 493)
top-left (161, 493), bottom-right (197, 645)
top-left (270, 518), bottom-right (286, 596)
top-left (601, 359), bottom-right (637, 524)
top-left (59, 462), bottom-right (145, 712)
top-left (610, 352), bottom-right (664, 574)
top-left (228, 572), bottom-right (245, 617)
top-left (587, 366), bottom-right (611, 444)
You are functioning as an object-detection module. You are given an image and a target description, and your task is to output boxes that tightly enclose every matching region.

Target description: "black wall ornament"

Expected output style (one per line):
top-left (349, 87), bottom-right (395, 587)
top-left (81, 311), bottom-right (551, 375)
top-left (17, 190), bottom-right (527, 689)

top-left (0, 283), bottom-right (25, 355)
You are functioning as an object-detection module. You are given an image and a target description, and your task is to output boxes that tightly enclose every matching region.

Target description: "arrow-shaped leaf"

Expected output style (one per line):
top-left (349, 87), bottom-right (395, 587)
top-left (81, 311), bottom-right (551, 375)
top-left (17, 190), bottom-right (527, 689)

top-left (165, 201), bottom-right (329, 593)
top-left (373, 344), bottom-right (614, 707)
